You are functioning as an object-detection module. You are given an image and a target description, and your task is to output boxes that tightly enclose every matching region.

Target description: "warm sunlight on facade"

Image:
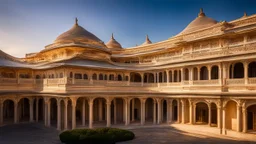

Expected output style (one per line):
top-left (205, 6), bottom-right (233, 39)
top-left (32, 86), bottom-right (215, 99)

top-left (1, 9), bottom-right (256, 140)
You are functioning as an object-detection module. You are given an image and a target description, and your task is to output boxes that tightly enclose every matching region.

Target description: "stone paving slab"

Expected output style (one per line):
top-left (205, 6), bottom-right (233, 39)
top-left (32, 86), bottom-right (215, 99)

top-left (0, 123), bottom-right (255, 144)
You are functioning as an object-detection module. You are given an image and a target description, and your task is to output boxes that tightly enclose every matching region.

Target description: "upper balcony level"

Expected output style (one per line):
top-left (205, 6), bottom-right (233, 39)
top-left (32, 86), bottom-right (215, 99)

top-left (1, 60), bottom-right (256, 94)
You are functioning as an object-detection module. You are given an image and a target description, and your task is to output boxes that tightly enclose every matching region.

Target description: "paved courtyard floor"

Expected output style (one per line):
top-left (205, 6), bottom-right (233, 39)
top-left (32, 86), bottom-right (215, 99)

top-left (0, 123), bottom-right (255, 144)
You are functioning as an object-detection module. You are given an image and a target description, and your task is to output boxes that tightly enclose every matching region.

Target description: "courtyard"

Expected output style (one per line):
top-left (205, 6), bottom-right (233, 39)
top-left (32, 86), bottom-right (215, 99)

top-left (0, 123), bottom-right (255, 144)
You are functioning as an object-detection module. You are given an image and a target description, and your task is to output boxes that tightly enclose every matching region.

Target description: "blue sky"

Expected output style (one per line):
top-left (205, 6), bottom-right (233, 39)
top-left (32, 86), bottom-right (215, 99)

top-left (0, 0), bottom-right (256, 57)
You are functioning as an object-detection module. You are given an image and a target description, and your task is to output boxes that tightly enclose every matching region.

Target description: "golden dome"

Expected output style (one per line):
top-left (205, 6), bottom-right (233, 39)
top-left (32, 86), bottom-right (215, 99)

top-left (54, 18), bottom-right (106, 48)
top-left (179, 8), bottom-right (217, 35)
top-left (106, 33), bottom-right (122, 49)
top-left (141, 35), bottom-right (152, 45)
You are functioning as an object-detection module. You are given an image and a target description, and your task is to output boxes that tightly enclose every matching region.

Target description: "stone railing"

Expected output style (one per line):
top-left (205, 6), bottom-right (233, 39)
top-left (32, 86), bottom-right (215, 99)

top-left (226, 79), bottom-right (245, 85)
top-left (192, 79), bottom-right (219, 85)
top-left (19, 78), bottom-right (35, 84)
top-left (107, 81), bottom-right (129, 86)
top-left (248, 78), bottom-right (256, 84)
top-left (1, 77), bottom-right (256, 91)
top-left (0, 78), bottom-right (17, 84)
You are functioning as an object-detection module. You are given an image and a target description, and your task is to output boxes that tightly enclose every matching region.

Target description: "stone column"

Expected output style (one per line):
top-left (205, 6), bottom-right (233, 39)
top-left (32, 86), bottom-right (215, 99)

top-left (106, 99), bottom-right (111, 127)
top-left (189, 100), bottom-right (193, 124)
top-left (193, 104), bottom-right (196, 124)
top-left (217, 106), bottom-right (222, 129)
top-left (57, 99), bottom-right (61, 130)
top-left (64, 99), bottom-right (68, 130)
top-left (237, 105), bottom-right (241, 132)
top-left (172, 70), bottom-right (174, 83)
top-left (198, 67), bottom-right (201, 80)
top-left (132, 99), bottom-right (135, 121)
top-left (244, 62), bottom-right (248, 84)
top-left (208, 66), bottom-right (211, 80)
top-left (222, 107), bottom-right (226, 134)
top-left (166, 70), bottom-right (169, 84)
top-left (114, 99), bottom-right (117, 124)
top-left (14, 101), bottom-right (18, 124)
top-left (141, 73), bottom-right (144, 86)
top-left (98, 99), bottom-right (103, 121)
top-left (36, 98), bottom-right (39, 122)
top-left (29, 98), bottom-right (34, 122)
top-left (180, 68), bottom-right (184, 82)
top-left (88, 99), bottom-right (93, 128)
top-left (181, 100), bottom-right (185, 124)
top-left (157, 99), bottom-right (161, 124)
top-left (71, 98), bottom-right (77, 130)
top-left (140, 99), bottom-right (146, 125)
top-left (126, 98), bottom-right (131, 125)
top-left (0, 101), bottom-right (3, 125)
top-left (177, 99), bottom-right (180, 123)
top-left (123, 99), bottom-right (127, 125)
top-left (242, 107), bottom-right (247, 133)
top-left (82, 99), bottom-right (86, 126)
top-left (153, 100), bottom-right (156, 124)
top-left (47, 100), bottom-right (51, 127)
top-left (208, 104), bottom-right (211, 126)
top-left (44, 101), bottom-right (48, 126)
top-left (168, 100), bottom-right (173, 123)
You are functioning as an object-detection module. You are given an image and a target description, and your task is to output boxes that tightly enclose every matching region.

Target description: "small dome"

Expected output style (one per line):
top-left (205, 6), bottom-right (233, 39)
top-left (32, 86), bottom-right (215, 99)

top-left (54, 18), bottom-right (106, 48)
top-left (179, 8), bottom-right (218, 35)
top-left (141, 35), bottom-right (152, 45)
top-left (106, 33), bottom-right (122, 49)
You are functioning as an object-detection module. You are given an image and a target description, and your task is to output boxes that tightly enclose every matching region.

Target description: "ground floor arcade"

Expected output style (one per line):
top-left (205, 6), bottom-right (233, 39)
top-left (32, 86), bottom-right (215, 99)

top-left (0, 96), bottom-right (256, 135)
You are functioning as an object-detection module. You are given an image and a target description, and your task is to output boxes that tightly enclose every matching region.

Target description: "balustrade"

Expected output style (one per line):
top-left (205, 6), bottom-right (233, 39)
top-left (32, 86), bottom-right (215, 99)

top-left (226, 79), bottom-right (245, 85)
top-left (192, 80), bottom-right (219, 85)
top-left (248, 78), bottom-right (256, 84)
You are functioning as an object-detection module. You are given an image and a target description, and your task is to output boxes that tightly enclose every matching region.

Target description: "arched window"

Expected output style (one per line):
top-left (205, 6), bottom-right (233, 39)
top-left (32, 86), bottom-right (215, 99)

top-left (248, 62), bottom-right (256, 77)
top-left (233, 62), bottom-right (244, 78)
top-left (104, 74), bottom-right (107, 80)
top-left (159, 72), bottom-right (163, 83)
top-left (125, 76), bottom-right (129, 81)
top-left (174, 70), bottom-right (178, 82)
top-left (211, 66), bottom-right (219, 79)
top-left (169, 71), bottom-right (172, 82)
top-left (99, 74), bottom-right (104, 80)
top-left (200, 66), bottom-right (208, 80)
top-left (75, 73), bottom-right (82, 79)
top-left (118, 74), bottom-right (122, 81)
top-left (193, 67), bottom-right (198, 80)
top-left (184, 68), bottom-right (189, 81)
top-left (92, 73), bottom-right (97, 80)
top-left (36, 75), bottom-right (40, 79)
top-left (59, 73), bottom-right (64, 78)
top-left (83, 74), bottom-right (88, 80)
top-left (130, 72), bottom-right (141, 82)
top-left (70, 72), bottom-right (73, 78)
top-left (109, 74), bottom-right (114, 81)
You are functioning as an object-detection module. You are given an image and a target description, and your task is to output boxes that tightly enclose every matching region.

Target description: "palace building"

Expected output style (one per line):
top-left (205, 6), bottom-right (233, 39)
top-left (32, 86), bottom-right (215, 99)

top-left (1, 9), bottom-right (256, 136)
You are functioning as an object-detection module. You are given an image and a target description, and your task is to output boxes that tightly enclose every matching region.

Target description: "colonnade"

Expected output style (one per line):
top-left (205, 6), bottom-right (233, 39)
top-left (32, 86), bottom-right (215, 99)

top-left (0, 97), bottom-right (256, 134)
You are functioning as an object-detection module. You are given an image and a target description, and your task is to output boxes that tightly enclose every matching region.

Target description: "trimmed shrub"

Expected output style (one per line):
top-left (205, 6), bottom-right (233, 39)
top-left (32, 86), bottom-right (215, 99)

top-left (59, 128), bottom-right (135, 144)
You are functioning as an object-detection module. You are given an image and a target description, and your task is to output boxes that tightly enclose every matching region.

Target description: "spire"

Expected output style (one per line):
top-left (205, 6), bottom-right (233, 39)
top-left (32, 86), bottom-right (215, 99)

top-left (198, 8), bottom-right (205, 17)
top-left (141, 34), bottom-right (152, 45)
top-left (75, 17), bottom-right (78, 25)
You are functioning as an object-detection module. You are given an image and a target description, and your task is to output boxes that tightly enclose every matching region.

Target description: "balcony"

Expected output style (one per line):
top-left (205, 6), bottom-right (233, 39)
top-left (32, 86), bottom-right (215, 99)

top-left (0, 77), bottom-right (255, 93)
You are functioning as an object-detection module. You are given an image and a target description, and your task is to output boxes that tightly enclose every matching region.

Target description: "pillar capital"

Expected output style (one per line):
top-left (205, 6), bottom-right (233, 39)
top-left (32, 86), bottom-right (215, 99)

top-left (139, 98), bottom-right (147, 104)
top-left (106, 97), bottom-right (113, 105)
top-left (56, 98), bottom-right (62, 106)
top-left (70, 97), bottom-right (78, 106)
top-left (156, 98), bottom-right (162, 103)
top-left (43, 97), bottom-right (50, 104)
top-left (63, 98), bottom-right (69, 106)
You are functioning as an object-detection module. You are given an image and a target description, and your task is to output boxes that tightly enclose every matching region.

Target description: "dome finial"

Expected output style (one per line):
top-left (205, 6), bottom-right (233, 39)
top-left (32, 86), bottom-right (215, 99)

top-left (75, 17), bottom-right (78, 25)
top-left (198, 8), bottom-right (205, 17)
top-left (146, 34), bottom-right (149, 40)
top-left (243, 11), bottom-right (247, 17)
top-left (111, 33), bottom-right (114, 39)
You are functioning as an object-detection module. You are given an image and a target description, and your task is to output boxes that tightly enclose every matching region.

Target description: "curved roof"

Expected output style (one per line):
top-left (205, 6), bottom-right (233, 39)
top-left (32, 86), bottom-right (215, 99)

top-left (179, 8), bottom-right (218, 35)
top-left (53, 18), bottom-right (106, 48)
top-left (106, 33), bottom-right (122, 49)
top-left (141, 35), bottom-right (152, 45)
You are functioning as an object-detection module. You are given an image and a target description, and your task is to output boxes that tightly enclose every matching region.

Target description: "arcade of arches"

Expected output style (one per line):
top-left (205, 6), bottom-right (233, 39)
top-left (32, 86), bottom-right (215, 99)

top-left (1, 96), bottom-right (256, 134)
